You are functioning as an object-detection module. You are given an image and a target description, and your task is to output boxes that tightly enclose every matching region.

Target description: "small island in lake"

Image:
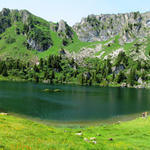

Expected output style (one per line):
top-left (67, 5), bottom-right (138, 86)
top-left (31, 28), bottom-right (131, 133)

top-left (42, 89), bottom-right (64, 93)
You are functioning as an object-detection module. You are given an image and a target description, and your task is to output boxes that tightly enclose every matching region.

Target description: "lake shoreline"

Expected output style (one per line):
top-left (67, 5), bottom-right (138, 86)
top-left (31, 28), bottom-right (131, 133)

top-left (7, 110), bottom-right (144, 127)
top-left (0, 75), bottom-right (149, 90)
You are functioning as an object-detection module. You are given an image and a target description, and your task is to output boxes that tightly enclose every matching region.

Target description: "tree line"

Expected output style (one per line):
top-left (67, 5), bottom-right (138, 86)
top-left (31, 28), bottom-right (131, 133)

top-left (0, 52), bottom-right (149, 87)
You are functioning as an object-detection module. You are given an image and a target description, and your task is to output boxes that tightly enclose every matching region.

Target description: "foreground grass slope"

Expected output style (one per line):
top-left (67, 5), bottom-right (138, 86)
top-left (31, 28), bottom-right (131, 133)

top-left (0, 114), bottom-right (150, 150)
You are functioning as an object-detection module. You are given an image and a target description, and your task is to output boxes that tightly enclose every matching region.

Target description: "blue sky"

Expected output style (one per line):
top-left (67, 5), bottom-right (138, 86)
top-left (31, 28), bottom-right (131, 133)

top-left (0, 0), bottom-right (150, 25)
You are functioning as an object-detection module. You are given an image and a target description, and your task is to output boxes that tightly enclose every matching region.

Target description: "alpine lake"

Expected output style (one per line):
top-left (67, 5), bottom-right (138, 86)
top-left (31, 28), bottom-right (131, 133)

top-left (0, 81), bottom-right (150, 125)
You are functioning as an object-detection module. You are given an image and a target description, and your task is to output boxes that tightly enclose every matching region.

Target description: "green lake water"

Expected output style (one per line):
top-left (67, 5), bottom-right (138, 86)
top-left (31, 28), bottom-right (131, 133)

top-left (0, 81), bottom-right (150, 123)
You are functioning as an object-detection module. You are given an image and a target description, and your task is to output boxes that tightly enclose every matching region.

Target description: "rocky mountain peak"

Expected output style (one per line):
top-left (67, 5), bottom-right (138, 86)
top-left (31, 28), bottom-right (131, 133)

top-left (73, 11), bottom-right (150, 44)
top-left (58, 19), bottom-right (67, 32)
top-left (57, 19), bottom-right (74, 40)
top-left (19, 10), bottom-right (31, 24)
top-left (1, 8), bottom-right (10, 16)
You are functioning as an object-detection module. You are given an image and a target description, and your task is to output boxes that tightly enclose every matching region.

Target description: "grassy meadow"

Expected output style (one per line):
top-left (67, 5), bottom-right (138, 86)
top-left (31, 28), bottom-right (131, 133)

top-left (0, 114), bottom-right (150, 150)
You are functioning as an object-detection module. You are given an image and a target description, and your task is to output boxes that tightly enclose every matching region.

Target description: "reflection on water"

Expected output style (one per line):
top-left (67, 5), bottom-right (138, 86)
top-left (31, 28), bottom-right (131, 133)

top-left (0, 81), bottom-right (150, 122)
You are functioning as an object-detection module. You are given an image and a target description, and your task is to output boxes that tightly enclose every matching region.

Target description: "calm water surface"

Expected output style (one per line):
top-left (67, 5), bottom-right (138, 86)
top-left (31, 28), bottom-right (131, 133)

top-left (0, 81), bottom-right (150, 123)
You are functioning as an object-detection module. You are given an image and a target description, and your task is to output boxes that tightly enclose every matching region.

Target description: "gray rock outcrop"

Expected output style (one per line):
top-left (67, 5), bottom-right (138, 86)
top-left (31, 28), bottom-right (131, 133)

top-left (73, 12), bottom-right (150, 44)
top-left (50, 19), bottom-right (74, 40)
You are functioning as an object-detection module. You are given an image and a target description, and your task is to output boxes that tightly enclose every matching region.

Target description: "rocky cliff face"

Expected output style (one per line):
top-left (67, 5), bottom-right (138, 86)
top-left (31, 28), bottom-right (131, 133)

top-left (0, 8), bottom-right (31, 31)
top-left (73, 12), bottom-right (150, 44)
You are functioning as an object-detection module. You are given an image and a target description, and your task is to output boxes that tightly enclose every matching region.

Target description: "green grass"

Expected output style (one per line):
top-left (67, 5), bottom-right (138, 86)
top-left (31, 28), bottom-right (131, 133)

top-left (124, 42), bottom-right (135, 52)
top-left (123, 39), bottom-right (139, 55)
top-left (0, 24), bottom-right (103, 61)
top-left (0, 24), bottom-right (63, 61)
top-left (95, 35), bottom-right (121, 58)
top-left (0, 25), bottom-right (37, 62)
top-left (145, 37), bottom-right (150, 57)
top-left (94, 35), bottom-right (141, 59)
top-left (1, 114), bottom-right (150, 149)
top-left (35, 31), bottom-right (102, 58)
top-left (37, 31), bottom-right (63, 58)
top-left (65, 32), bottom-right (101, 53)
top-left (0, 75), bottom-right (24, 82)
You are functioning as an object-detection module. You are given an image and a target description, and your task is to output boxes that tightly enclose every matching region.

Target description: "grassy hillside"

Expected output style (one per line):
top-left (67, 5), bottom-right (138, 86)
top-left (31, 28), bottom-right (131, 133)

top-left (65, 32), bottom-right (101, 53)
top-left (0, 8), bottom-right (150, 64)
top-left (0, 24), bottom-right (38, 62)
top-left (0, 9), bottom-right (102, 62)
top-left (0, 114), bottom-right (150, 150)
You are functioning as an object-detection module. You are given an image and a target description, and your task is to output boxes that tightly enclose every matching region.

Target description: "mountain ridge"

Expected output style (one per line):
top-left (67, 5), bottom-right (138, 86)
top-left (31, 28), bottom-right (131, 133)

top-left (73, 11), bottom-right (150, 43)
top-left (0, 8), bottom-right (150, 61)
top-left (0, 8), bottom-right (150, 88)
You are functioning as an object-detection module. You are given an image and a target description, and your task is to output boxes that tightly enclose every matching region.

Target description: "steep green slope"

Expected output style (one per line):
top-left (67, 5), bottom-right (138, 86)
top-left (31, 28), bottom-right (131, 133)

top-left (0, 24), bottom-right (38, 62)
